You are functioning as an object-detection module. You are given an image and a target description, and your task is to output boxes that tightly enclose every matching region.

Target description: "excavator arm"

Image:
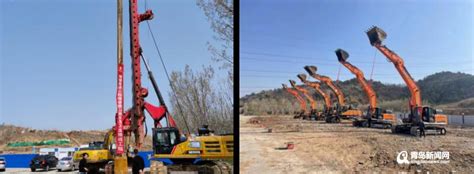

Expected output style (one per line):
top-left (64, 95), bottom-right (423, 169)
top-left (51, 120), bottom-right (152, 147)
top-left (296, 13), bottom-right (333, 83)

top-left (335, 49), bottom-right (377, 113)
top-left (289, 80), bottom-right (316, 110)
top-left (297, 74), bottom-right (331, 109)
top-left (282, 84), bottom-right (307, 112)
top-left (304, 66), bottom-right (346, 106)
top-left (366, 26), bottom-right (422, 121)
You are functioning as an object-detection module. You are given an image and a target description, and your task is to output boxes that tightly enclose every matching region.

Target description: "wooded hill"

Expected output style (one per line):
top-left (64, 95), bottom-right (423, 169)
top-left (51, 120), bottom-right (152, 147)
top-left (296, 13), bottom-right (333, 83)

top-left (240, 71), bottom-right (474, 115)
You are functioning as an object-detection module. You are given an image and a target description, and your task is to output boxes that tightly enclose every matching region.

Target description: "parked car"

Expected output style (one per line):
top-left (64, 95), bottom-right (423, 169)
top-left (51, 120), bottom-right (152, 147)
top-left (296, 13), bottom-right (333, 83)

top-left (29, 154), bottom-right (58, 172)
top-left (0, 157), bottom-right (5, 172)
top-left (57, 157), bottom-right (76, 172)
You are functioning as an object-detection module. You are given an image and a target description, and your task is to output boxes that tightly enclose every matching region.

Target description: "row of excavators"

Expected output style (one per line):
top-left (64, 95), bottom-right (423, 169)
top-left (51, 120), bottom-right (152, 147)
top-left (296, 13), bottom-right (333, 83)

top-left (282, 26), bottom-right (448, 136)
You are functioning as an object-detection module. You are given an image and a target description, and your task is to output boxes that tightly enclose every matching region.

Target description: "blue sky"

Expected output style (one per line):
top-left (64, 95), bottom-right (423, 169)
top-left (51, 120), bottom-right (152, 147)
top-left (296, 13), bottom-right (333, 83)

top-left (0, 0), bottom-right (222, 130)
top-left (240, 0), bottom-right (473, 97)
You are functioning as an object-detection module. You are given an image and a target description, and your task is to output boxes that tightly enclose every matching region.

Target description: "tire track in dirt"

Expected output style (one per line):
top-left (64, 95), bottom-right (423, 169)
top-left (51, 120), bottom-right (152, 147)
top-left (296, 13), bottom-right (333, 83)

top-left (240, 115), bottom-right (474, 173)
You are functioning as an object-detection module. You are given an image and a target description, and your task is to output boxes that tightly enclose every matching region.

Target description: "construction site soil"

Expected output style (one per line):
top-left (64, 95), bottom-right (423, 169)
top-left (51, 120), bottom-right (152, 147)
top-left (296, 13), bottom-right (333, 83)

top-left (240, 115), bottom-right (474, 173)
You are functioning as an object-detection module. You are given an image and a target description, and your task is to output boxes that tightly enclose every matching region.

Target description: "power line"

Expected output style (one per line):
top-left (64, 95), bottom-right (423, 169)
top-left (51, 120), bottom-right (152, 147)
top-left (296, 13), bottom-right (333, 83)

top-left (240, 69), bottom-right (397, 76)
top-left (241, 57), bottom-right (338, 65)
top-left (241, 51), bottom-right (385, 64)
top-left (241, 57), bottom-right (474, 70)
top-left (144, 16), bottom-right (191, 134)
top-left (241, 51), bottom-right (473, 65)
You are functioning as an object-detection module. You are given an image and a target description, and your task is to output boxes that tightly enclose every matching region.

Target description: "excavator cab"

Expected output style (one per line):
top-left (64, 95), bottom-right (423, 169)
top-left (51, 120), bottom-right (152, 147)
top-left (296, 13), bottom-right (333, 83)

top-left (422, 106), bottom-right (448, 124)
top-left (152, 127), bottom-right (181, 154)
top-left (422, 106), bottom-right (436, 122)
top-left (372, 107), bottom-right (382, 119)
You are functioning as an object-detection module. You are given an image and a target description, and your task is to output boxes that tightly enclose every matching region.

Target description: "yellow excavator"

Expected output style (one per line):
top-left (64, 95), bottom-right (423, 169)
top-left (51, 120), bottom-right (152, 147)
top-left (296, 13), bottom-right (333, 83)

top-left (124, 0), bottom-right (233, 173)
top-left (72, 130), bottom-right (114, 169)
top-left (149, 126), bottom-right (233, 173)
top-left (74, 0), bottom-right (234, 173)
top-left (72, 127), bottom-right (233, 173)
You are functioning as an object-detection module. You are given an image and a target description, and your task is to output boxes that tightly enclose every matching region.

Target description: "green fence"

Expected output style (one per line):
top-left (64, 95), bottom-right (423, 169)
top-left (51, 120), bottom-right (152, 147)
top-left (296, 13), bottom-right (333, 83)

top-left (7, 139), bottom-right (70, 147)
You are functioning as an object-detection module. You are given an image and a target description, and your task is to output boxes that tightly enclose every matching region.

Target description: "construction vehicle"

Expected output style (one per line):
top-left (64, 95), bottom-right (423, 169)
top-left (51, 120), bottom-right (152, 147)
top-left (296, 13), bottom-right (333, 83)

top-left (67, 0), bottom-right (234, 173)
top-left (72, 130), bottom-right (114, 169)
top-left (113, 0), bottom-right (234, 173)
top-left (366, 26), bottom-right (447, 135)
top-left (282, 84), bottom-right (308, 119)
top-left (289, 80), bottom-right (318, 120)
top-left (335, 49), bottom-right (395, 128)
top-left (304, 66), bottom-right (362, 123)
top-left (297, 74), bottom-right (332, 121)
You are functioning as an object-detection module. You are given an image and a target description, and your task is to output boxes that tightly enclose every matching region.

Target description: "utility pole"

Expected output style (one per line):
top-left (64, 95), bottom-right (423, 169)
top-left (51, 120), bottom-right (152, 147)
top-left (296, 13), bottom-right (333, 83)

top-left (114, 0), bottom-right (128, 173)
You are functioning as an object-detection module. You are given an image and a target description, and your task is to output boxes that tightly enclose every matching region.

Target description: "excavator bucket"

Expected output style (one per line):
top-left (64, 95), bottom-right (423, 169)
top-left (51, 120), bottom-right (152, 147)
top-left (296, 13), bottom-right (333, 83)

top-left (282, 84), bottom-right (288, 89)
top-left (304, 65), bottom-right (318, 76)
top-left (289, 80), bottom-right (297, 87)
top-left (335, 49), bottom-right (349, 62)
top-left (297, 74), bottom-right (307, 82)
top-left (366, 26), bottom-right (387, 46)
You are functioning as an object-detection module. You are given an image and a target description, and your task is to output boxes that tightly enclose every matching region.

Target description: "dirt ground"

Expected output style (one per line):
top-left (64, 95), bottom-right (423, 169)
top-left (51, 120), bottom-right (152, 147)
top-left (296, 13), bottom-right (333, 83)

top-left (240, 115), bottom-right (474, 173)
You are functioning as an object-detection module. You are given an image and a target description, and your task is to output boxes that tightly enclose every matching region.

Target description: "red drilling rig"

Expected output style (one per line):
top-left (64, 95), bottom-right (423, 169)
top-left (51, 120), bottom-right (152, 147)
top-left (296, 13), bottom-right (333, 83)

top-left (113, 0), bottom-right (177, 172)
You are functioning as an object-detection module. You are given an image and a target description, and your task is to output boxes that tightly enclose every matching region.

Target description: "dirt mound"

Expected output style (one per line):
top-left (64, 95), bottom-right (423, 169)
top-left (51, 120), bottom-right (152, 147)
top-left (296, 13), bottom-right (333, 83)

top-left (0, 124), bottom-right (153, 154)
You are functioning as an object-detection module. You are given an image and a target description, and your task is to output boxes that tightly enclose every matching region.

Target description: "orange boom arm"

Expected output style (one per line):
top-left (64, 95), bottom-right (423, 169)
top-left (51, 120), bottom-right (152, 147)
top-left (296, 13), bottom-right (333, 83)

top-left (366, 26), bottom-right (421, 110)
top-left (289, 80), bottom-right (316, 110)
top-left (336, 49), bottom-right (376, 113)
top-left (282, 84), bottom-right (307, 112)
top-left (297, 74), bottom-right (331, 109)
top-left (304, 66), bottom-right (346, 106)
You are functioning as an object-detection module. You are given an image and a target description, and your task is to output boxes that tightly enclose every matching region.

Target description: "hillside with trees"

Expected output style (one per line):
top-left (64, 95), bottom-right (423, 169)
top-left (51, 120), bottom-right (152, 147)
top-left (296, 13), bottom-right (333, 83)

top-left (240, 71), bottom-right (474, 115)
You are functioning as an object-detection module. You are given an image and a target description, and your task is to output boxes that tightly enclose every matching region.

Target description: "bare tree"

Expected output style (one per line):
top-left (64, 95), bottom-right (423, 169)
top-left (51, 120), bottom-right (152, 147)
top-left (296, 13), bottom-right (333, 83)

top-left (169, 65), bottom-right (233, 134)
top-left (197, 0), bottom-right (234, 82)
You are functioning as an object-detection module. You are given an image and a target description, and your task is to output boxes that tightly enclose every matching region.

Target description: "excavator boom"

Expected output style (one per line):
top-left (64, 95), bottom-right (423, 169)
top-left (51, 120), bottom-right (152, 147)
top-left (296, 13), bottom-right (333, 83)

top-left (289, 80), bottom-right (316, 110)
top-left (304, 65), bottom-right (346, 106)
top-left (366, 26), bottom-right (422, 117)
top-left (365, 26), bottom-right (447, 137)
top-left (335, 49), bottom-right (377, 113)
top-left (297, 74), bottom-right (331, 109)
top-left (282, 84), bottom-right (307, 112)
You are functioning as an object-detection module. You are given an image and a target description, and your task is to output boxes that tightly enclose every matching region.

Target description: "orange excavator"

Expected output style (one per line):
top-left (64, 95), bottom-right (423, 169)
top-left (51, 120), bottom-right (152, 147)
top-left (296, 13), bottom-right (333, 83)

top-left (282, 84), bottom-right (307, 119)
top-left (304, 66), bottom-right (362, 123)
top-left (366, 26), bottom-right (447, 135)
top-left (336, 49), bottom-right (395, 128)
top-left (297, 74), bottom-right (331, 121)
top-left (289, 80), bottom-right (318, 120)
